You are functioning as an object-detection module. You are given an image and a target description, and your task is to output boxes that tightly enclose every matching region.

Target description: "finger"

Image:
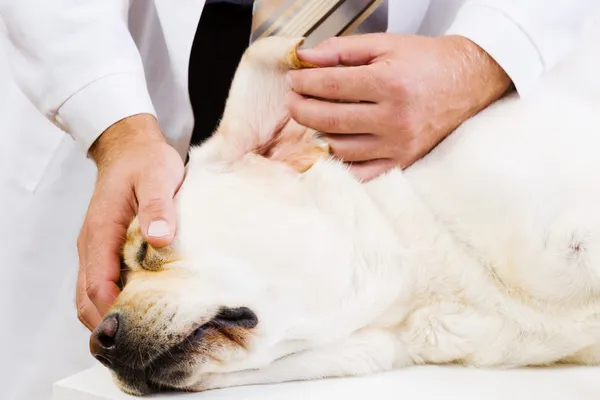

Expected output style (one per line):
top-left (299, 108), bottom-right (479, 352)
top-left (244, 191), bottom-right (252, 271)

top-left (347, 158), bottom-right (398, 182)
top-left (134, 171), bottom-right (179, 248)
top-left (286, 91), bottom-right (379, 134)
top-left (86, 262), bottom-right (122, 317)
top-left (81, 216), bottom-right (124, 316)
top-left (76, 267), bottom-right (103, 331)
top-left (297, 34), bottom-right (387, 67)
top-left (85, 250), bottom-right (121, 316)
top-left (287, 64), bottom-right (382, 102)
top-left (78, 294), bottom-right (103, 332)
top-left (323, 133), bottom-right (384, 163)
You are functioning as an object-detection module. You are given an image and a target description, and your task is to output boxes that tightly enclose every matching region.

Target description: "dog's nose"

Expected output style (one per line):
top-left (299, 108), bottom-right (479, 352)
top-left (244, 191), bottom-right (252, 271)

top-left (90, 314), bottom-right (120, 367)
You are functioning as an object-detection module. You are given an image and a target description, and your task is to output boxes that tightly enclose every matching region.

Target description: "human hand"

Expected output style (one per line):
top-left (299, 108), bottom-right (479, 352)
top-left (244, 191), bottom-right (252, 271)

top-left (76, 114), bottom-right (185, 331)
top-left (286, 33), bottom-right (513, 181)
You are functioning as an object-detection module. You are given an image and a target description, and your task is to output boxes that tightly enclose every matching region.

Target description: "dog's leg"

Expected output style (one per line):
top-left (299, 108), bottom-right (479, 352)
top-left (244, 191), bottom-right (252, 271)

top-left (199, 328), bottom-right (412, 391)
top-left (190, 36), bottom-right (329, 173)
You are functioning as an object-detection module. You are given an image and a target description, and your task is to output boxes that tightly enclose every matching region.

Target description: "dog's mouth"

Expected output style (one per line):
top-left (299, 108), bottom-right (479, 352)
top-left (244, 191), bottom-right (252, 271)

top-left (90, 305), bottom-right (259, 396)
top-left (111, 328), bottom-right (206, 396)
top-left (104, 307), bottom-right (258, 396)
top-left (109, 336), bottom-right (193, 396)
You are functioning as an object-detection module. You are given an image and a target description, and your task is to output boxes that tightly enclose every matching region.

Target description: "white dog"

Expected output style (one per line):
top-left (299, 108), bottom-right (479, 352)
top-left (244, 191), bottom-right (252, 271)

top-left (88, 36), bottom-right (600, 396)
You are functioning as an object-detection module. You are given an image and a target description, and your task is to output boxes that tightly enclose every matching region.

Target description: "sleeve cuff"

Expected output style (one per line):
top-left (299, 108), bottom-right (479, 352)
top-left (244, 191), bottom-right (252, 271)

top-left (55, 72), bottom-right (157, 154)
top-left (445, 3), bottom-right (545, 96)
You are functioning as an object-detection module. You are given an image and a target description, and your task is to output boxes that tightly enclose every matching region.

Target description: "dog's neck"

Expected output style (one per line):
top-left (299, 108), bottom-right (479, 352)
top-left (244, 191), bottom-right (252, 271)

top-left (298, 157), bottom-right (485, 332)
top-left (273, 160), bottom-right (438, 341)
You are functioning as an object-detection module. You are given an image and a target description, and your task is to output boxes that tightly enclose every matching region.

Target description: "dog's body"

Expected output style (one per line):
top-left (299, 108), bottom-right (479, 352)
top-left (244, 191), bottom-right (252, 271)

top-left (91, 36), bottom-right (600, 395)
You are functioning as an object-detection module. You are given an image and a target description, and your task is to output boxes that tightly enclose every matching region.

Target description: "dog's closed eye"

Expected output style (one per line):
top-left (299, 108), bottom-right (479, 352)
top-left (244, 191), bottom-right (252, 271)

top-left (136, 240), bottom-right (148, 265)
top-left (117, 253), bottom-right (129, 291)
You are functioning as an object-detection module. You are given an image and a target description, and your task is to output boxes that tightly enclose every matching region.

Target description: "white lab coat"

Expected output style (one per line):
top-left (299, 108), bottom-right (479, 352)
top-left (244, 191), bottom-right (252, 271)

top-left (0, 1), bottom-right (596, 399)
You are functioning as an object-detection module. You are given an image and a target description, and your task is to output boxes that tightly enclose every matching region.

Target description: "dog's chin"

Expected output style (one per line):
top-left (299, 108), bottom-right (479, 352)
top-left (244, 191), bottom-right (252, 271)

top-left (112, 365), bottom-right (200, 396)
top-left (145, 360), bottom-right (205, 395)
top-left (109, 327), bottom-right (210, 396)
top-left (111, 369), bottom-right (161, 397)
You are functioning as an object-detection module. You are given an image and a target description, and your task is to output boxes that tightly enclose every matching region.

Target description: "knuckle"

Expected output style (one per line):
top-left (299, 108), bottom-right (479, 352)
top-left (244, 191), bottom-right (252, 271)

top-left (387, 75), bottom-right (410, 97)
top-left (319, 36), bottom-right (340, 51)
top-left (287, 95), bottom-right (302, 117)
top-left (86, 281), bottom-right (100, 302)
top-left (85, 214), bottom-right (105, 233)
top-left (373, 72), bottom-right (390, 96)
top-left (289, 73), bottom-right (303, 92)
top-left (385, 108), bottom-right (403, 130)
top-left (324, 114), bottom-right (341, 132)
top-left (139, 196), bottom-right (169, 216)
top-left (323, 77), bottom-right (341, 96)
top-left (364, 73), bottom-right (381, 94)
top-left (387, 106), bottom-right (418, 133)
top-left (77, 304), bottom-right (89, 325)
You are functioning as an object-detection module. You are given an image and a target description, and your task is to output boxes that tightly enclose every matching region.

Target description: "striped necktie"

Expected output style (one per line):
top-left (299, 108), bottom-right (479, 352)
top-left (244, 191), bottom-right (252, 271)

top-left (250, 0), bottom-right (388, 48)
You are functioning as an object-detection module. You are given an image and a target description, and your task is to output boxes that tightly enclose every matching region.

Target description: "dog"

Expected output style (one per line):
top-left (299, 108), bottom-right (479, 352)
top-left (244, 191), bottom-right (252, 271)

top-left (88, 36), bottom-right (600, 396)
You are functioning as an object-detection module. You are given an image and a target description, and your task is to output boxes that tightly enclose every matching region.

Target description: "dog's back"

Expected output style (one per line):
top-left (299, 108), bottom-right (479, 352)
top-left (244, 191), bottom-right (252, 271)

top-left (360, 35), bottom-right (600, 367)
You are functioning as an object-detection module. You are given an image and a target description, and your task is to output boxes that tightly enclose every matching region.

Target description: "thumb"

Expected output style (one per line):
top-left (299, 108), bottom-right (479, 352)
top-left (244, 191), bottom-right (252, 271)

top-left (297, 33), bottom-right (385, 67)
top-left (135, 173), bottom-right (179, 248)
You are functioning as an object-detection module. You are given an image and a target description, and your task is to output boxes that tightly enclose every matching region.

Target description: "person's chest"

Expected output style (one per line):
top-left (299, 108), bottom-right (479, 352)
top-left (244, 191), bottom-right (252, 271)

top-left (197, 0), bottom-right (468, 35)
top-left (141, 0), bottom-right (468, 53)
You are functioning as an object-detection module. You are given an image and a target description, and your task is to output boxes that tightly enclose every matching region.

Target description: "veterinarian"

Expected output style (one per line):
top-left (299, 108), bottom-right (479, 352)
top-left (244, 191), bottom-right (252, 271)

top-left (0, 1), bottom-right (596, 399)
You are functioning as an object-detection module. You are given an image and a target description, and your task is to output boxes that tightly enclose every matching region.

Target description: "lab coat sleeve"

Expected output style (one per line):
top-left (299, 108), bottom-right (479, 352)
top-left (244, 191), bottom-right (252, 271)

top-left (0, 1), bottom-right (157, 153)
top-left (445, 0), bottom-right (596, 96)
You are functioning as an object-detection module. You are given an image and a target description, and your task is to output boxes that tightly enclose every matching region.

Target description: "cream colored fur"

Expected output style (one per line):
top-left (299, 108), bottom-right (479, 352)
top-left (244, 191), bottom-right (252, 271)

top-left (107, 36), bottom-right (600, 395)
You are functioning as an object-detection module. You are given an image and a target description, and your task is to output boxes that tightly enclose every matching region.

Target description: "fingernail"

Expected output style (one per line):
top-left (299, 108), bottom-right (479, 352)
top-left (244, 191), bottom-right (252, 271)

top-left (148, 219), bottom-right (171, 237)
top-left (286, 72), bottom-right (293, 88)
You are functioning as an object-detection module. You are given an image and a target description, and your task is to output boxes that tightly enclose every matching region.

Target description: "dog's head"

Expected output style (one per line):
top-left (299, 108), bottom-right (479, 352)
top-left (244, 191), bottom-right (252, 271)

top-left (89, 37), bottom-right (364, 395)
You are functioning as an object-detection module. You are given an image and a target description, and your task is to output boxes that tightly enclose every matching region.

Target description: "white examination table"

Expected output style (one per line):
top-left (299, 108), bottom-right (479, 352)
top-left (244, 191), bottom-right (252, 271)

top-left (54, 364), bottom-right (600, 400)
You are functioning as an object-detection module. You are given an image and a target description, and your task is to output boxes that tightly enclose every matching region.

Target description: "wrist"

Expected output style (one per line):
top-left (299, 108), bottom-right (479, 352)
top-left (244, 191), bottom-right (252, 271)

top-left (89, 113), bottom-right (166, 172)
top-left (442, 35), bottom-right (513, 98)
top-left (436, 34), bottom-right (514, 122)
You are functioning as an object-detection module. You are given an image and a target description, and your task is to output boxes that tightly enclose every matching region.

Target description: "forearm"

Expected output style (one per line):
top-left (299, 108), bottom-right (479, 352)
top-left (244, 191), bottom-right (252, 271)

top-left (0, 0), bottom-right (156, 153)
top-left (438, 35), bottom-right (513, 116)
top-left (445, 0), bottom-right (594, 95)
top-left (89, 114), bottom-right (168, 171)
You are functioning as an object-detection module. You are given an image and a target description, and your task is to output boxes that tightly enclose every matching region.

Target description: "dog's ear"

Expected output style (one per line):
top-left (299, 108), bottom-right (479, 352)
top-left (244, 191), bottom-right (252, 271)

top-left (193, 37), bottom-right (329, 173)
